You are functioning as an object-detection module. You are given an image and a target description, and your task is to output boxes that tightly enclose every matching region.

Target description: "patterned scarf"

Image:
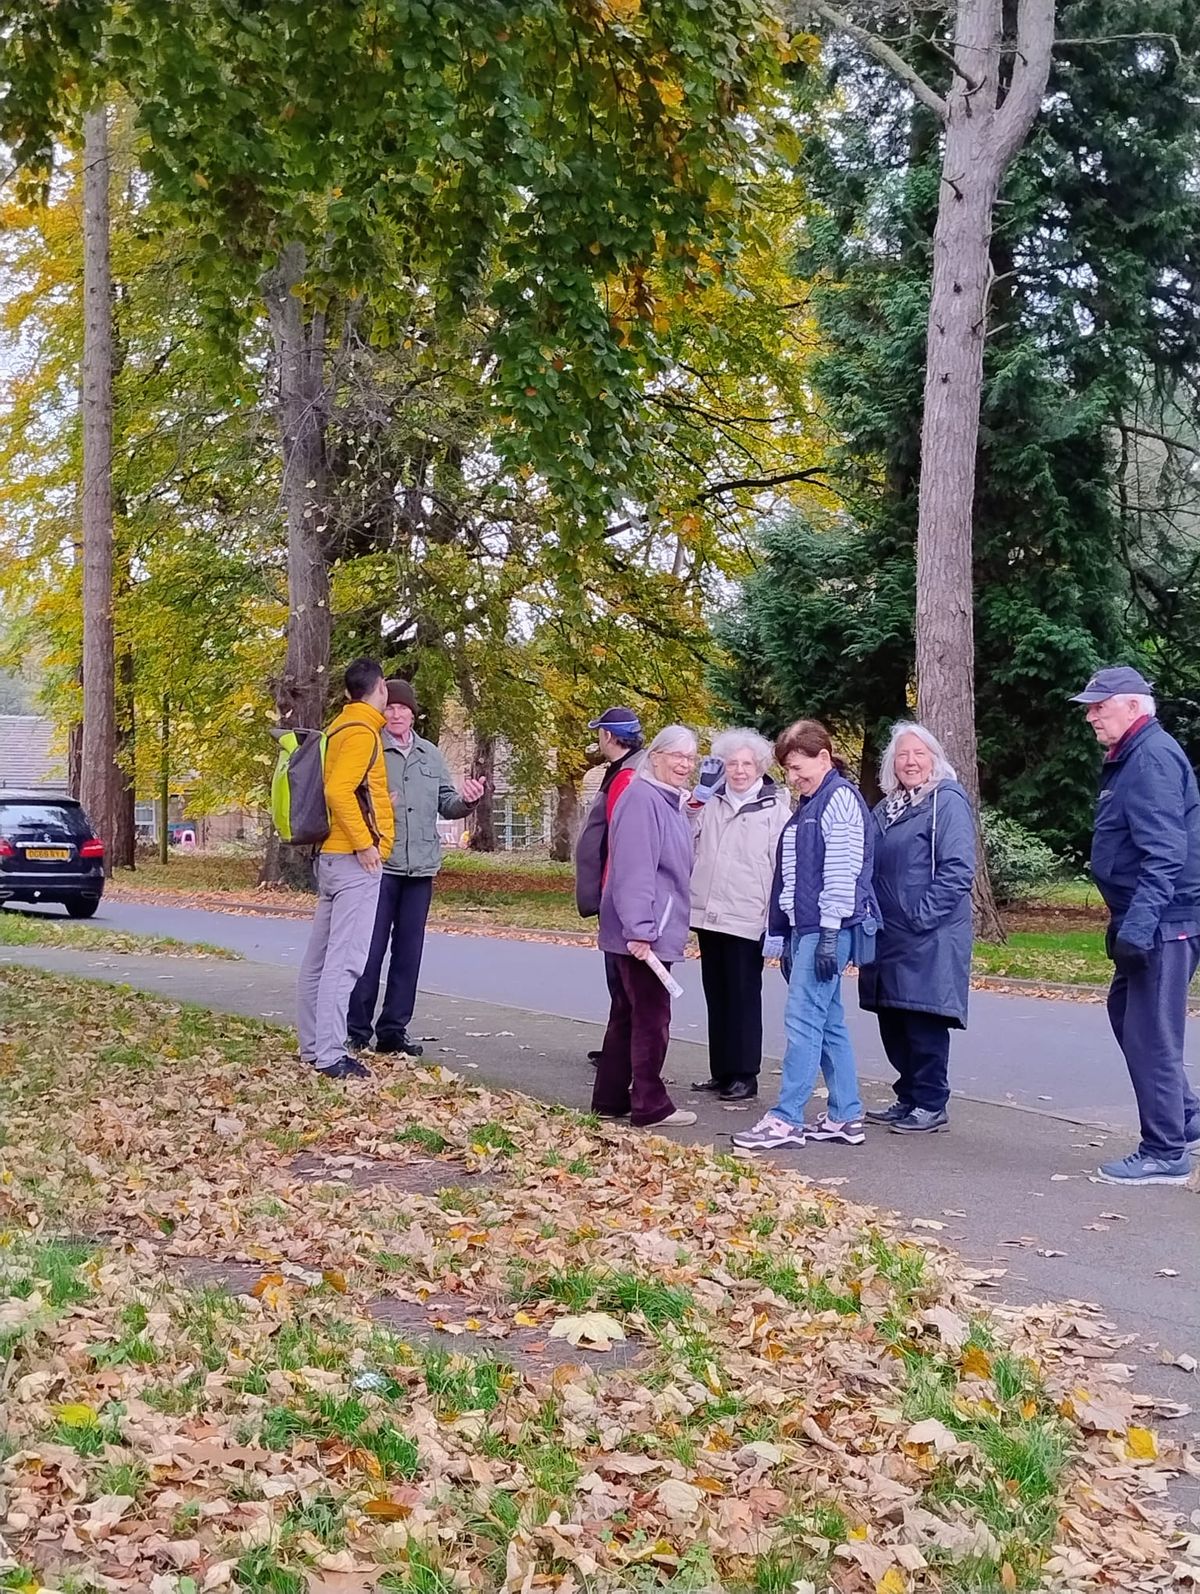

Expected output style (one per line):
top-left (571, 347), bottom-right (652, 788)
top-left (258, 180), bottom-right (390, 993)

top-left (884, 780), bottom-right (938, 827)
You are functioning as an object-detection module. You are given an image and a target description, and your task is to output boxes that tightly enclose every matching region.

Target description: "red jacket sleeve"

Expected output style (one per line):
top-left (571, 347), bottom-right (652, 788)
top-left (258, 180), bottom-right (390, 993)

top-left (605, 766), bottom-right (636, 824)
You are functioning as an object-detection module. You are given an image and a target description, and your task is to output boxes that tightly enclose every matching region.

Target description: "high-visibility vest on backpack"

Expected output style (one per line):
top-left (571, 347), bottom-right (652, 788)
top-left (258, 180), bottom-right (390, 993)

top-left (269, 724), bottom-right (379, 847)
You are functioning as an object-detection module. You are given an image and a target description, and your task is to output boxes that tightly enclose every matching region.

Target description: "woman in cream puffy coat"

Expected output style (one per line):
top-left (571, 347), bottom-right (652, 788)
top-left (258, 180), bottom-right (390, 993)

top-left (688, 728), bottom-right (792, 1101)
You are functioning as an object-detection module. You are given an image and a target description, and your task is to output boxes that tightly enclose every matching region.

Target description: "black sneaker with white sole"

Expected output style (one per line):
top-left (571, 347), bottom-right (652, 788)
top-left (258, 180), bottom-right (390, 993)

top-left (318, 1055), bottom-right (372, 1080)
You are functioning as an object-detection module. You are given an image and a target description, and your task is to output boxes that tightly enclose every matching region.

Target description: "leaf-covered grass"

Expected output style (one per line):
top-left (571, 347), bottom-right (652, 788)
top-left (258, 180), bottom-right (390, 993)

top-left (0, 906), bottom-right (240, 958)
top-left (0, 965), bottom-right (1179, 1592)
top-left (972, 928), bottom-right (1114, 986)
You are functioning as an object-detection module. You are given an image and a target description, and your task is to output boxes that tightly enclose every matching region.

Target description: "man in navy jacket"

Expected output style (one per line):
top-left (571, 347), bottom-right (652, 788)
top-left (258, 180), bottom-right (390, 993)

top-left (1071, 666), bottom-right (1200, 1185)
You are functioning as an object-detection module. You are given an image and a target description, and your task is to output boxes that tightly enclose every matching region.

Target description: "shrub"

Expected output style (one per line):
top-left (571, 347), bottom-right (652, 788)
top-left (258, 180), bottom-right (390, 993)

top-left (981, 809), bottom-right (1062, 904)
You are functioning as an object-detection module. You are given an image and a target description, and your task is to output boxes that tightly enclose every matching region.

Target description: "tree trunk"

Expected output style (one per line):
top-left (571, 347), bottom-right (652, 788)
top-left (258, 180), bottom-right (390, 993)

top-left (111, 589), bottom-right (136, 870)
top-left (159, 693), bottom-right (170, 866)
top-left (468, 732), bottom-right (497, 852)
top-left (912, 0), bottom-right (1054, 942)
top-left (263, 242), bottom-right (333, 735)
top-left (261, 242), bottom-right (335, 887)
top-left (550, 778), bottom-right (580, 862)
top-left (79, 105), bottom-right (118, 872)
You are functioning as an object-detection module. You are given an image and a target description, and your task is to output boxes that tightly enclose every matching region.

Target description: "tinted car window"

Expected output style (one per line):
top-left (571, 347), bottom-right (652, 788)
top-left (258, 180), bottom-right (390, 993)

top-left (0, 802), bottom-right (87, 835)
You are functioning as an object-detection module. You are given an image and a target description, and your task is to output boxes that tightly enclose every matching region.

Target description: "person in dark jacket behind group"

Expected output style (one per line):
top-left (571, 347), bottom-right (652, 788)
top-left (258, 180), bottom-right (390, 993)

top-left (575, 707), bottom-right (644, 1067)
top-left (858, 722), bottom-right (975, 1133)
top-left (592, 725), bottom-right (698, 1130)
top-left (1071, 666), bottom-right (1200, 1186)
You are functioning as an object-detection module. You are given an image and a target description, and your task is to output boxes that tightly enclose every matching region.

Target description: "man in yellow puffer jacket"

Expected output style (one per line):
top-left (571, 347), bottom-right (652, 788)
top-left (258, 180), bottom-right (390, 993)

top-left (297, 657), bottom-right (396, 1079)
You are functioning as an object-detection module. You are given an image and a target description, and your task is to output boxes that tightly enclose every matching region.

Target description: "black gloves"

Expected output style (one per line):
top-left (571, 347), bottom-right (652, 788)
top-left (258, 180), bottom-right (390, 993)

top-left (814, 927), bottom-right (841, 983)
top-left (1112, 937), bottom-right (1152, 976)
top-left (1106, 922), bottom-right (1153, 975)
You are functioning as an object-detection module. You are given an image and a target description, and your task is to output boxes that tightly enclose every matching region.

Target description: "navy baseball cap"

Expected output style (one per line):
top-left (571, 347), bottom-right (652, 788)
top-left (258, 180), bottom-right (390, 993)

top-left (1069, 666), bottom-right (1153, 703)
top-left (588, 706), bottom-right (641, 735)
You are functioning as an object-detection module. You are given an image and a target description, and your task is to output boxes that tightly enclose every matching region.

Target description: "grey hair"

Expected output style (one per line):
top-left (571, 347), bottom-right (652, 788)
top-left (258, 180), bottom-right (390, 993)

top-left (879, 721), bottom-right (956, 797)
top-left (711, 727), bottom-right (775, 773)
top-left (646, 723), bottom-right (698, 757)
top-left (1128, 693), bottom-right (1157, 717)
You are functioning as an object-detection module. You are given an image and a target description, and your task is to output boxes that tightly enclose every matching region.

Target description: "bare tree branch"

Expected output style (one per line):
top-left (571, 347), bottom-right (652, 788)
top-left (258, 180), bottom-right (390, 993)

top-left (696, 466), bottom-right (830, 501)
top-left (805, 1), bottom-right (949, 121)
top-left (1055, 31), bottom-right (1181, 58)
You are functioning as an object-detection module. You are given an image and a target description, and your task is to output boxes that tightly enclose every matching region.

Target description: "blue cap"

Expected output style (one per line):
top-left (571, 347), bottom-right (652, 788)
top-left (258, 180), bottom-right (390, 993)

top-left (1069, 666), bottom-right (1153, 703)
top-left (588, 706), bottom-right (641, 735)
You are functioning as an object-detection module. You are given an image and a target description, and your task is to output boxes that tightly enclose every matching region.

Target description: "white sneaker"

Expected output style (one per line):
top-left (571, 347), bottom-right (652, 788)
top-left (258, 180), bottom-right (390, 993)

top-left (732, 1111), bottom-right (806, 1151)
top-left (658, 1109), bottom-right (697, 1127)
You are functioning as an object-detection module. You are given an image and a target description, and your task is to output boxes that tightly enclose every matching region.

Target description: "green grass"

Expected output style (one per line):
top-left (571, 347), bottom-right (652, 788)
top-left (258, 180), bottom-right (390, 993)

top-left (234, 1546), bottom-right (305, 1593)
top-left (0, 907), bottom-right (239, 958)
top-left (396, 1123), bottom-right (450, 1153)
top-left (422, 1349), bottom-right (509, 1416)
top-left (972, 929), bottom-right (1111, 985)
top-left (258, 1391), bottom-right (420, 1478)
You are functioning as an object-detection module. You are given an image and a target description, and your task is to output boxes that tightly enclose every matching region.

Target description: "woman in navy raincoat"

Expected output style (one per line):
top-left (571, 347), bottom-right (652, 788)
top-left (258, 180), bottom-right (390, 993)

top-left (858, 722), bottom-right (975, 1133)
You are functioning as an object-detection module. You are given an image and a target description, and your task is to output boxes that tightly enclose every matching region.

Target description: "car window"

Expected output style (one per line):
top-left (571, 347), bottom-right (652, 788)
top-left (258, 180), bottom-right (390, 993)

top-left (0, 802), bottom-right (86, 834)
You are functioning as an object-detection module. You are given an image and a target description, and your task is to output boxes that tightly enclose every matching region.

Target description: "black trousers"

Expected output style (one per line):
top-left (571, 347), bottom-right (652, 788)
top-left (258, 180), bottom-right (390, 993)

top-left (876, 1007), bottom-right (952, 1112)
top-left (697, 928), bottom-right (764, 1085)
top-left (1107, 934), bottom-right (1200, 1160)
top-left (347, 874), bottom-right (435, 1047)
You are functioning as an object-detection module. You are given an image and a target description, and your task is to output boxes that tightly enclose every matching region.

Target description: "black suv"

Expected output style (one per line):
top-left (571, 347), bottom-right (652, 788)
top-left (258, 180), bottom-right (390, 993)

top-left (0, 792), bottom-right (105, 918)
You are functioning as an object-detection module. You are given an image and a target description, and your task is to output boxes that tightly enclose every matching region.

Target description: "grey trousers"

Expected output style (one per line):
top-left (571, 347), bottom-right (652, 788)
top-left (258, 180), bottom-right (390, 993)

top-left (297, 852), bottom-right (382, 1070)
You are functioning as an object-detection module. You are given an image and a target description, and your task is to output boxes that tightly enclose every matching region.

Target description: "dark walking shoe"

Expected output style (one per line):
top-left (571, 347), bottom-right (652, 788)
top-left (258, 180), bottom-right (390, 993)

top-left (889, 1107), bottom-right (949, 1134)
top-left (317, 1055), bottom-right (372, 1081)
top-left (865, 1102), bottom-right (911, 1124)
top-left (346, 1033), bottom-right (372, 1052)
top-left (690, 1078), bottom-right (724, 1093)
top-left (719, 1080), bottom-right (757, 1102)
top-left (376, 1031), bottom-right (423, 1060)
top-left (587, 1050), bottom-right (602, 1068)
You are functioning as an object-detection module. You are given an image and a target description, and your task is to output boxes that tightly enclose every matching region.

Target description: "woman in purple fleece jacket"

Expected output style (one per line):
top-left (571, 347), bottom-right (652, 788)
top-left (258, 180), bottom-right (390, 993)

top-left (593, 725), bottom-right (699, 1128)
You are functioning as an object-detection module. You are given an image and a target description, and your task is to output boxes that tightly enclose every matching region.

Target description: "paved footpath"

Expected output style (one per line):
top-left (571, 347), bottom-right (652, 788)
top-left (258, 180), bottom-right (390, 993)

top-left (3, 915), bottom-right (1200, 1494)
top-left (58, 896), bottom-right (1200, 1125)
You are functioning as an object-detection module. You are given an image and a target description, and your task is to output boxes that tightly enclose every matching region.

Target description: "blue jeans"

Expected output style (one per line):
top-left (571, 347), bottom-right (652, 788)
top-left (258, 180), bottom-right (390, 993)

top-left (775, 930), bottom-right (863, 1127)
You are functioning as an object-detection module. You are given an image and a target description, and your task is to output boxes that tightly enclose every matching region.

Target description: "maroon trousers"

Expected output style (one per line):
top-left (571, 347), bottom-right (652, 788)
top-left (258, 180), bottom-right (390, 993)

top-left (591, 952), bottom-right (675, 1126)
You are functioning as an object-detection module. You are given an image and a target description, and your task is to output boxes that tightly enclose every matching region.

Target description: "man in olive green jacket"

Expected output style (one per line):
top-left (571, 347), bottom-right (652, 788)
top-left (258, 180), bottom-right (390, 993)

top-left (347, 680), bottom-right (485, 1056)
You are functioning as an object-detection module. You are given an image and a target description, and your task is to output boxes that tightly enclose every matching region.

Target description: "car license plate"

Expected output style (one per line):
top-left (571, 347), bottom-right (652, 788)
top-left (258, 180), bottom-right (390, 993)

top-left (25, 847), bottom-right (70, 860)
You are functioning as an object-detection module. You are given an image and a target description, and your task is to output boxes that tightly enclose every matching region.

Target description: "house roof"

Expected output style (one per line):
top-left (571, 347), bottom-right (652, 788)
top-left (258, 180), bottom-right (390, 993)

top-left (0, 716), bottom-right (68, 793)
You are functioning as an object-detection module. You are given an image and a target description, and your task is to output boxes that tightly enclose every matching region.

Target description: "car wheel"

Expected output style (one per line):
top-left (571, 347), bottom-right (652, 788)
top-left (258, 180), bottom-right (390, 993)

top-left (64, 896), bottom-right (101, 919)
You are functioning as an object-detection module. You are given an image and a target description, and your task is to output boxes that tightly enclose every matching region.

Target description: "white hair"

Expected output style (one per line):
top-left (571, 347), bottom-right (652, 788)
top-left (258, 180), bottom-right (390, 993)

top-left (879, 721), bottom-right (956, 797)
top-left (646, 724), bottom-right (698, 757)
top-left (711, 727), bottom-right (775, 773)
top-left (1127, 693), bottom-right (1156, 716)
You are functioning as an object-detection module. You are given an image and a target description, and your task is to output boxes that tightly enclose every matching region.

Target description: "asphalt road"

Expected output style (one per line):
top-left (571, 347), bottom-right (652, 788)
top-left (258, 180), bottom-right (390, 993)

top-left (36, 893), bottom-right (1200, 1131)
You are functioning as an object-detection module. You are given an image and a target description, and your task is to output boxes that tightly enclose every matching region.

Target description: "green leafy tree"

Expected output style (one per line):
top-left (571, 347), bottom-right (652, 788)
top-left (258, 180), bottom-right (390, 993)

top-left (717, 0), bottom-right (1200, 856)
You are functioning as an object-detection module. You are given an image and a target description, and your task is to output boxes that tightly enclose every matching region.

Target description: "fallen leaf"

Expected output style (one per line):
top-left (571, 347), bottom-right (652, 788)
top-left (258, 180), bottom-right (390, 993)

top-left (922, 1306), bottom-right (967, 1350)
top-left (548, 1312), bottom-right (626, 1350)
top-left (53, 1402), bottom-right (97, 1428)
top-left (905, 1418), bottom-right (964, 1455)
top-left (910, 1218), bottom-right (945, 1231)
top-left (1157, 1268), bottom-right (1180, 1278)
top-left (877, 1569), bottom-right (909, 1594)
top-left (960, 1345), bottom-right (992, 1379)
top-left (655, 1478), bottom-right (704, 1518)
top-left (1126, 1425), bottom-right (1159, 1460)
